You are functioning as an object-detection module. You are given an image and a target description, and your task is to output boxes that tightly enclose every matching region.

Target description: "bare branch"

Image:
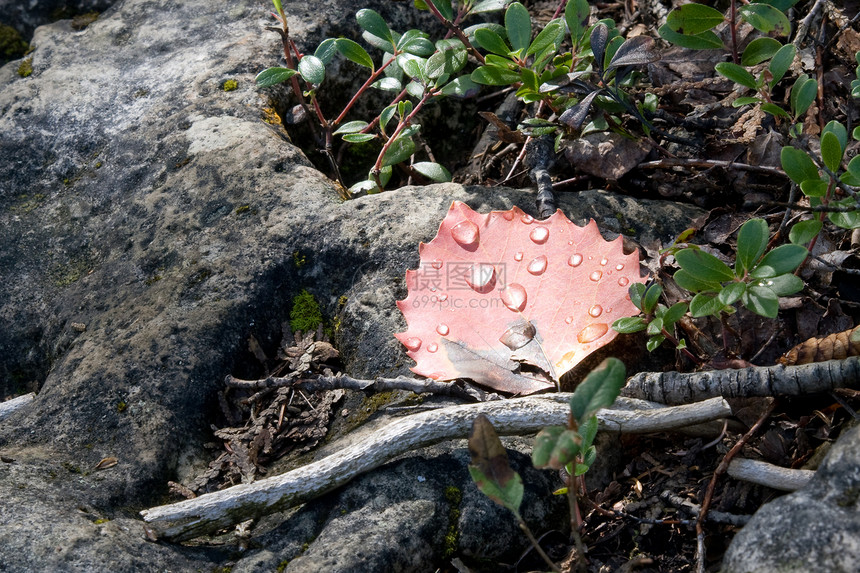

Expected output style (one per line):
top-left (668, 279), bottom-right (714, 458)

top-left (727, 458), bottom-right (815, 492)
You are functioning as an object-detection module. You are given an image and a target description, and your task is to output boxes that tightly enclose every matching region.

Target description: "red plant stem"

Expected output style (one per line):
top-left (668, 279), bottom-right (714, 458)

top-left (423, 0), bottom-right (486, 65)
top-left (661, 328), bottom-right (704, 366)
top-left (729, 0), bottom-right (739, 64)
top-left (332, 57), bottom-right (396, 128)
top-left (371, 90), bottom-right (435, 182)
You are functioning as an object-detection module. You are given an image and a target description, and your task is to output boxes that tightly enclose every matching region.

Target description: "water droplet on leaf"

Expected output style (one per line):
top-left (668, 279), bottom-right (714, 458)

top-left (451, 220), bottom-right (479, 248)
top-left (618, 277), bottom-right (629, 287)
top-left (403, 337), bottom-right (422, 351)
top-left (565, 316), bottom-right (574, 324)
top-left (465, 263), bottom-right (496, 292)
top-left (600, 257), bottom-right (608, 266)
top-left (589, 270), bottom-right (603, 281)
top-left (431, 260), bottom-right (443, 269)
top-left (577, 323), bottom-right (609, 343)
top-left (427, 343), bottom-right (438, 353)
top-left (527, 255), bottom-right (548, 275)
top-left (514, 251), bottom-right (524, 262)
top-left (529, 227), bottom-right (549, 244)
top-left (615, 263), bottom-right (624, 271)
top-left (436, 324), bottom-right (449, 336)
top-left (521, 214), bottom-right (534, 224)
top-left (568, 254), bottom-right (583, 267)
top-left (500, 283), bottom-right (527, 312)
top-left (588, 304), bottom-right (603, 318)
top-left (438, 293), bottom-right (448, 302)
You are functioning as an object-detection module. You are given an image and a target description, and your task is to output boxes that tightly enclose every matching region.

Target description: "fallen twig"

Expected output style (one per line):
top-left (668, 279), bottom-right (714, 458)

top-left (141, 395), bottom-right (731, 541)
top-left (622, 357), bottom-right (860, 405)
top-left (726, 458), bottom-right (815, 492)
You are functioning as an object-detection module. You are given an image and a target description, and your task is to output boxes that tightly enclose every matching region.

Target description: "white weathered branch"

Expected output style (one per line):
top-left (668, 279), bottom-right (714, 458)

top-left (622, 357), bottom-right (860, 405)
top-left (727, 458), bottom-right (815, 492)
top-left (141, 394), bottom-right (731, 541)
top-left (0, 392), bottom-right (35, 422)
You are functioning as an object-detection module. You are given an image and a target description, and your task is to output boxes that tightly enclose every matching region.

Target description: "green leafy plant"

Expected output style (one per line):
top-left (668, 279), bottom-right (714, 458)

top-left (612, 283), bottom-right (690, 353)
top-left (468, 358), bottom-right (627, 571)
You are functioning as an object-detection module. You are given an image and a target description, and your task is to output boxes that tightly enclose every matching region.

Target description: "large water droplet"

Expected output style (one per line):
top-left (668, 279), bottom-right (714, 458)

top-left (618, 277), bottom-right (629, 287)
top-left (588, 305), bottom-right (603, 318)
top-left (521, 214), bottom-right (534, 224)
top-left (451, 220), bottom-right (479, 248)
top-left (527, 255), bottom-right (548, 275)
top-left (600, 257), bottom-right (608, 266)
top-left (465, 263), bottom-right (496, 292)
top-left (436, 324), bottom-right (449, 336)
top-left (615, 263), bottom-right (624, 271)
top-left (427, 343), bottom-right (438, 353)
top-left (577, 323), bottom-right (609, 344)
top-left (403, 337), bottom-right (422, 352)
top-left (568, 254), bottom-right (583, 267)
top-left (514, 251), bottom-right (524, 262)
top-left (529, 227), bottom-right (549, 244)
top-left (500, 283), bottom-right (527, 312)
top-left (589, 270), bottom-right (603, 282)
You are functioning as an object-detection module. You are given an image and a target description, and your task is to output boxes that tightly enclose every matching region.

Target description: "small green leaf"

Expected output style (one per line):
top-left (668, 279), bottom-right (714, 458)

top-left (372, 77), bottom-right (402, 92)
top-left (646, 316), bottom-right (664, 337)
top-left (822, 120), bottom-right (848, 159)
top-left (380, 105), bottom-right (397, 133)
top-left (741, 37), bottom-right (782, 66)
top-left (341, 133), bottom-right (377, 143)
top-left (646, 335), bottom-right (666, 351)
top-left (750, 244), bottom-right (808, 278)
top-left (733, 96), bottom-right (764, 107)
top-left (298, 55), bottom-right (325, 85)
top-left (471, 0), bottom-right (509, 14)
top-left (612, 317), bottom-right (647, 333)
top-left (759, 273), bottom-right (804, 296)
top-left (336, 38), bottom-right (374, 69)
top-left (565, 0), bottom-right (591, 44)
top-left (789, 219), bottom-right (822, 245)
top-left (580, 415), bottom-right (599, 450)
top-left (255, 67), bottom-right (297, 88)
top-left (412, 162), bottom-right (451, 182)
top-left (843, 155), bottom-right (860, 186)
top-left (356, 9), bottom-right (392, 44)
top-left (468, 414), bottom-right (523, 513)
top-left (527, 18), bottom-right (564, 57)
top-left (676, 248), bottom-right (735, 282)
top-left (767, 43), bottom-right (795, 89)
top-left (569, 358), bottom-right (626, 421)
top-left (381, 136), bottom-right (416, 167)
top-left (471, 66), bottom-right (521, 85)
top-left (718, 281), bottom-right (746, 305)
top-left (790, 75), bottom-right (817, 118)
top-left (474, 28), bottom-right (511, 56)
top-left (439, 76), bottom-right (481, 98)
top-left (426, 47), bottom-right (467, 78)
top-left (761, 103), bottom-right (791, 118)
top-left (799, 179), bottom-right (828, 197)
top-left (429, 0), bottom-right (454, 21)
top-left (642, 283), bottom-right (662, 314)
top-left (740, 4), bottom-right (791, 36)
top-left (741, 285), bottom-right (779, 318)
top-left (505, 2), bottom-right (532, 53)
top-left (349, 178), bottom-right (382, 195)
top-left (658, 25), bottom-right (723, 50)
top-left (828, 197), bottom-right (860, 229)
top-left (628, 282), bottom-right (648, 310)
top-left (736, 218), bottom-right (769, 273)
top-left (314, 38), bottom-right (338, 66)
top-left (821, 131), bottom-right (844, 172)
top-left (532, 426), bottom-right (581, 470)
top-left (781, 146), bottom-right (819, 184)
top-left (715, 62), bottom-right (758, 90)
top-left (689, 293), bottom-right (726, 317)
top-left (663, 301), bottom-right (689, 325)
top-left (665, 4), bottom-right (725, 35)
top-left (854, 126), bottom-right (860, 141)
top-left (333, 120), bottom-right (369, 134)
top-left (673, 269), bottom-right (721, 293)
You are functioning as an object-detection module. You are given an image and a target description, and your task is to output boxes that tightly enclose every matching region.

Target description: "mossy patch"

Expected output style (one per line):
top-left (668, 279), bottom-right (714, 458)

top-left (71, 11), bottom-right (100, 30)
top-left (222, 79), bottom-right (238, 91)
top-left (290, 289), bottom-right (324, 333)
top-left (443, 485), bottom-right (462, 559)
top-left (17, 58), bottom-right (33, 78)
top-left (0, 23), bottom-right (28, 61)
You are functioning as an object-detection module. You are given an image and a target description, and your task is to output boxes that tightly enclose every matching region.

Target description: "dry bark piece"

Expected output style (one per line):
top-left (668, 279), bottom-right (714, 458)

top-left (779, 325), bottom-right (860, 366)
top-left (396, 201), bottom-right (646, 394)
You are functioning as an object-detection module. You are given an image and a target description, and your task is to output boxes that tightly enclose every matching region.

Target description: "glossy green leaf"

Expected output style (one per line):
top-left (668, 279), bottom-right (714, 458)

top-left (580, 415), bottom-right (599, 450)
top-left (356, 9), bottom-right (393, 44)
top-left (463, 22), bottom-right (507, 43)
top-left (715, 62), bottom-right (757, 90)
top-left (336, 38), bottom-right (374, 69)
top-left (471, 66), bottom-right (521, 85)
top-left (341, 133), bottom-right (377, 143)
top-left (750, 244), bottom-right (808, 278)
top-left (255, 67), bottom-right (297, 88)
top-left (666, 4), bottom-right (724, 35)
top-left (474, 28), bottom-right (511, 56)
top-left (468, 414), bottom-right (523, 512)
top-left (400, 56), bottom-right (425, 79)
top-left (569, 358), bottom-right (626, 421)
top-left (854, 126), bottom-right (860, 141)
top-left (741, 37), bottom-right (782, 66)
top-left (740, 4), bottom-right (791, 36)
top-left (380, 105), bottom-right (397, 133)
top-left (742, 285), bottom-right (779, 317)
top-left (505, 2), bottom-right (531, 53)
top-left (658, 25), bottom-right (723, 50)
top-left (271, 0), bottom-right (283, 14)
top-left (759, 273), bottom-right (804, 296)
top-left (349, 178), bottom-right (381, 195)
top-left (676, 248), bottom-right (735, 282)
top-left (843, 155), bottom-right (860, 186)
top-left (532, 426), bottom-right (581, 469)
top-left (439, 76), bottom-right (481, 97)
top-left (362, 30), bottom-right (392, 52)
top-left (736, 218), bottom-right (769, 273)
top-left (427, 0), bottom-right (454, 20)
top-left (372, 77), bottom-right (402, 92)
top-left (398, 31), bottom-right (435, 56)
top-left (628, 283), bottom-right (647, 309)
top-left (733, 96), bottom-right (764, 107)
top-left (673, 269), bottom-right (721, 293)
top-left (790, 75), bottom-right (817, 118)
top-left (828, 197), bottom-right (860, 229)
top-left (565, 0), bottom-right (591, 44)
top-left (471, 0), bottom-right (510, 14)
top-left (412, 162), bottom-right (451, 182)
top-left (426, 47), bottom-right (467, 78)
top-left (298, 55), bottom-right (325, 84)
top-left (381, 136), bottom-right (416, 167)
top-left (822, 120), bottom-right (848, 158)
top-left (787, 220), bottom-right (822, 246)
top-left (314, 38), bottom-right (338, 65)
top-left (642, 283), bottom-right (662, 314)
top-left (646, 316), bottom-right (664, 337)
top-left (781, 146), bottom-right (819, 184)
top-left (527, 18), bottom-right (564, 57)
top-left (333, 120), bottom-right (369, 134)
top-left (821, 131), bottom-right (843, 172)
top-left (646, 335), bottom-right (666, 352)
top-left (663, 301), bottom-right (689, 325)
top-left (767, 43), bottom-right (795, 89)
top-left (799, 179), bottom-right (828, 197)
top-left (761, 103), bottom-right (791, 118)
top-left (689, 293), bottom-right (726, 317)
top-left (612, 317), bottom-right (647, 333)
top-left (718, 281), bottom-right (746, 305)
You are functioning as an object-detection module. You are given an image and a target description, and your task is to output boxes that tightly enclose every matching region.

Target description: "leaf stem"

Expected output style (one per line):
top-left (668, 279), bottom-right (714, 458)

top-left (516, 515), bottom-right (563, 573)
top-left (423, 0), bottom-right (486, 65)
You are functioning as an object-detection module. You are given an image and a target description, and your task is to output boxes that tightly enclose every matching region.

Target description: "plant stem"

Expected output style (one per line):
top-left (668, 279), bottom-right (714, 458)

top-left (729, 0), bottom-right (740, 64)
top-left (516, 517), bottom-right (562, 573)
top-left (423, 0), bottom-right (486, 65)
top-left (332, 57), bottom-right (396, 128)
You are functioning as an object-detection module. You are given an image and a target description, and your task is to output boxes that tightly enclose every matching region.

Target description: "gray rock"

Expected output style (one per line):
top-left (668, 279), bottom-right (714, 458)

top-left (0, 0), bottom-right (710, 570)
top-left (723, 424), bottom-right (860, 573)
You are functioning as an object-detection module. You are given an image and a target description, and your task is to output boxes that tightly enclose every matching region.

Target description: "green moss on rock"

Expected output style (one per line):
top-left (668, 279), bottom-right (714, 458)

top-left (0, 24), bottom-right (28, 61)
top-left (290, 289), bottom-right (324, 333)
top-left (17, 57), bottom-right (33, 78)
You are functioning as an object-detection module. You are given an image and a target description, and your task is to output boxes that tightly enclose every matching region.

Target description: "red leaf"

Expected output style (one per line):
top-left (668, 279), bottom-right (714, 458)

top-left (395, 201), bottom-right (646, 394)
